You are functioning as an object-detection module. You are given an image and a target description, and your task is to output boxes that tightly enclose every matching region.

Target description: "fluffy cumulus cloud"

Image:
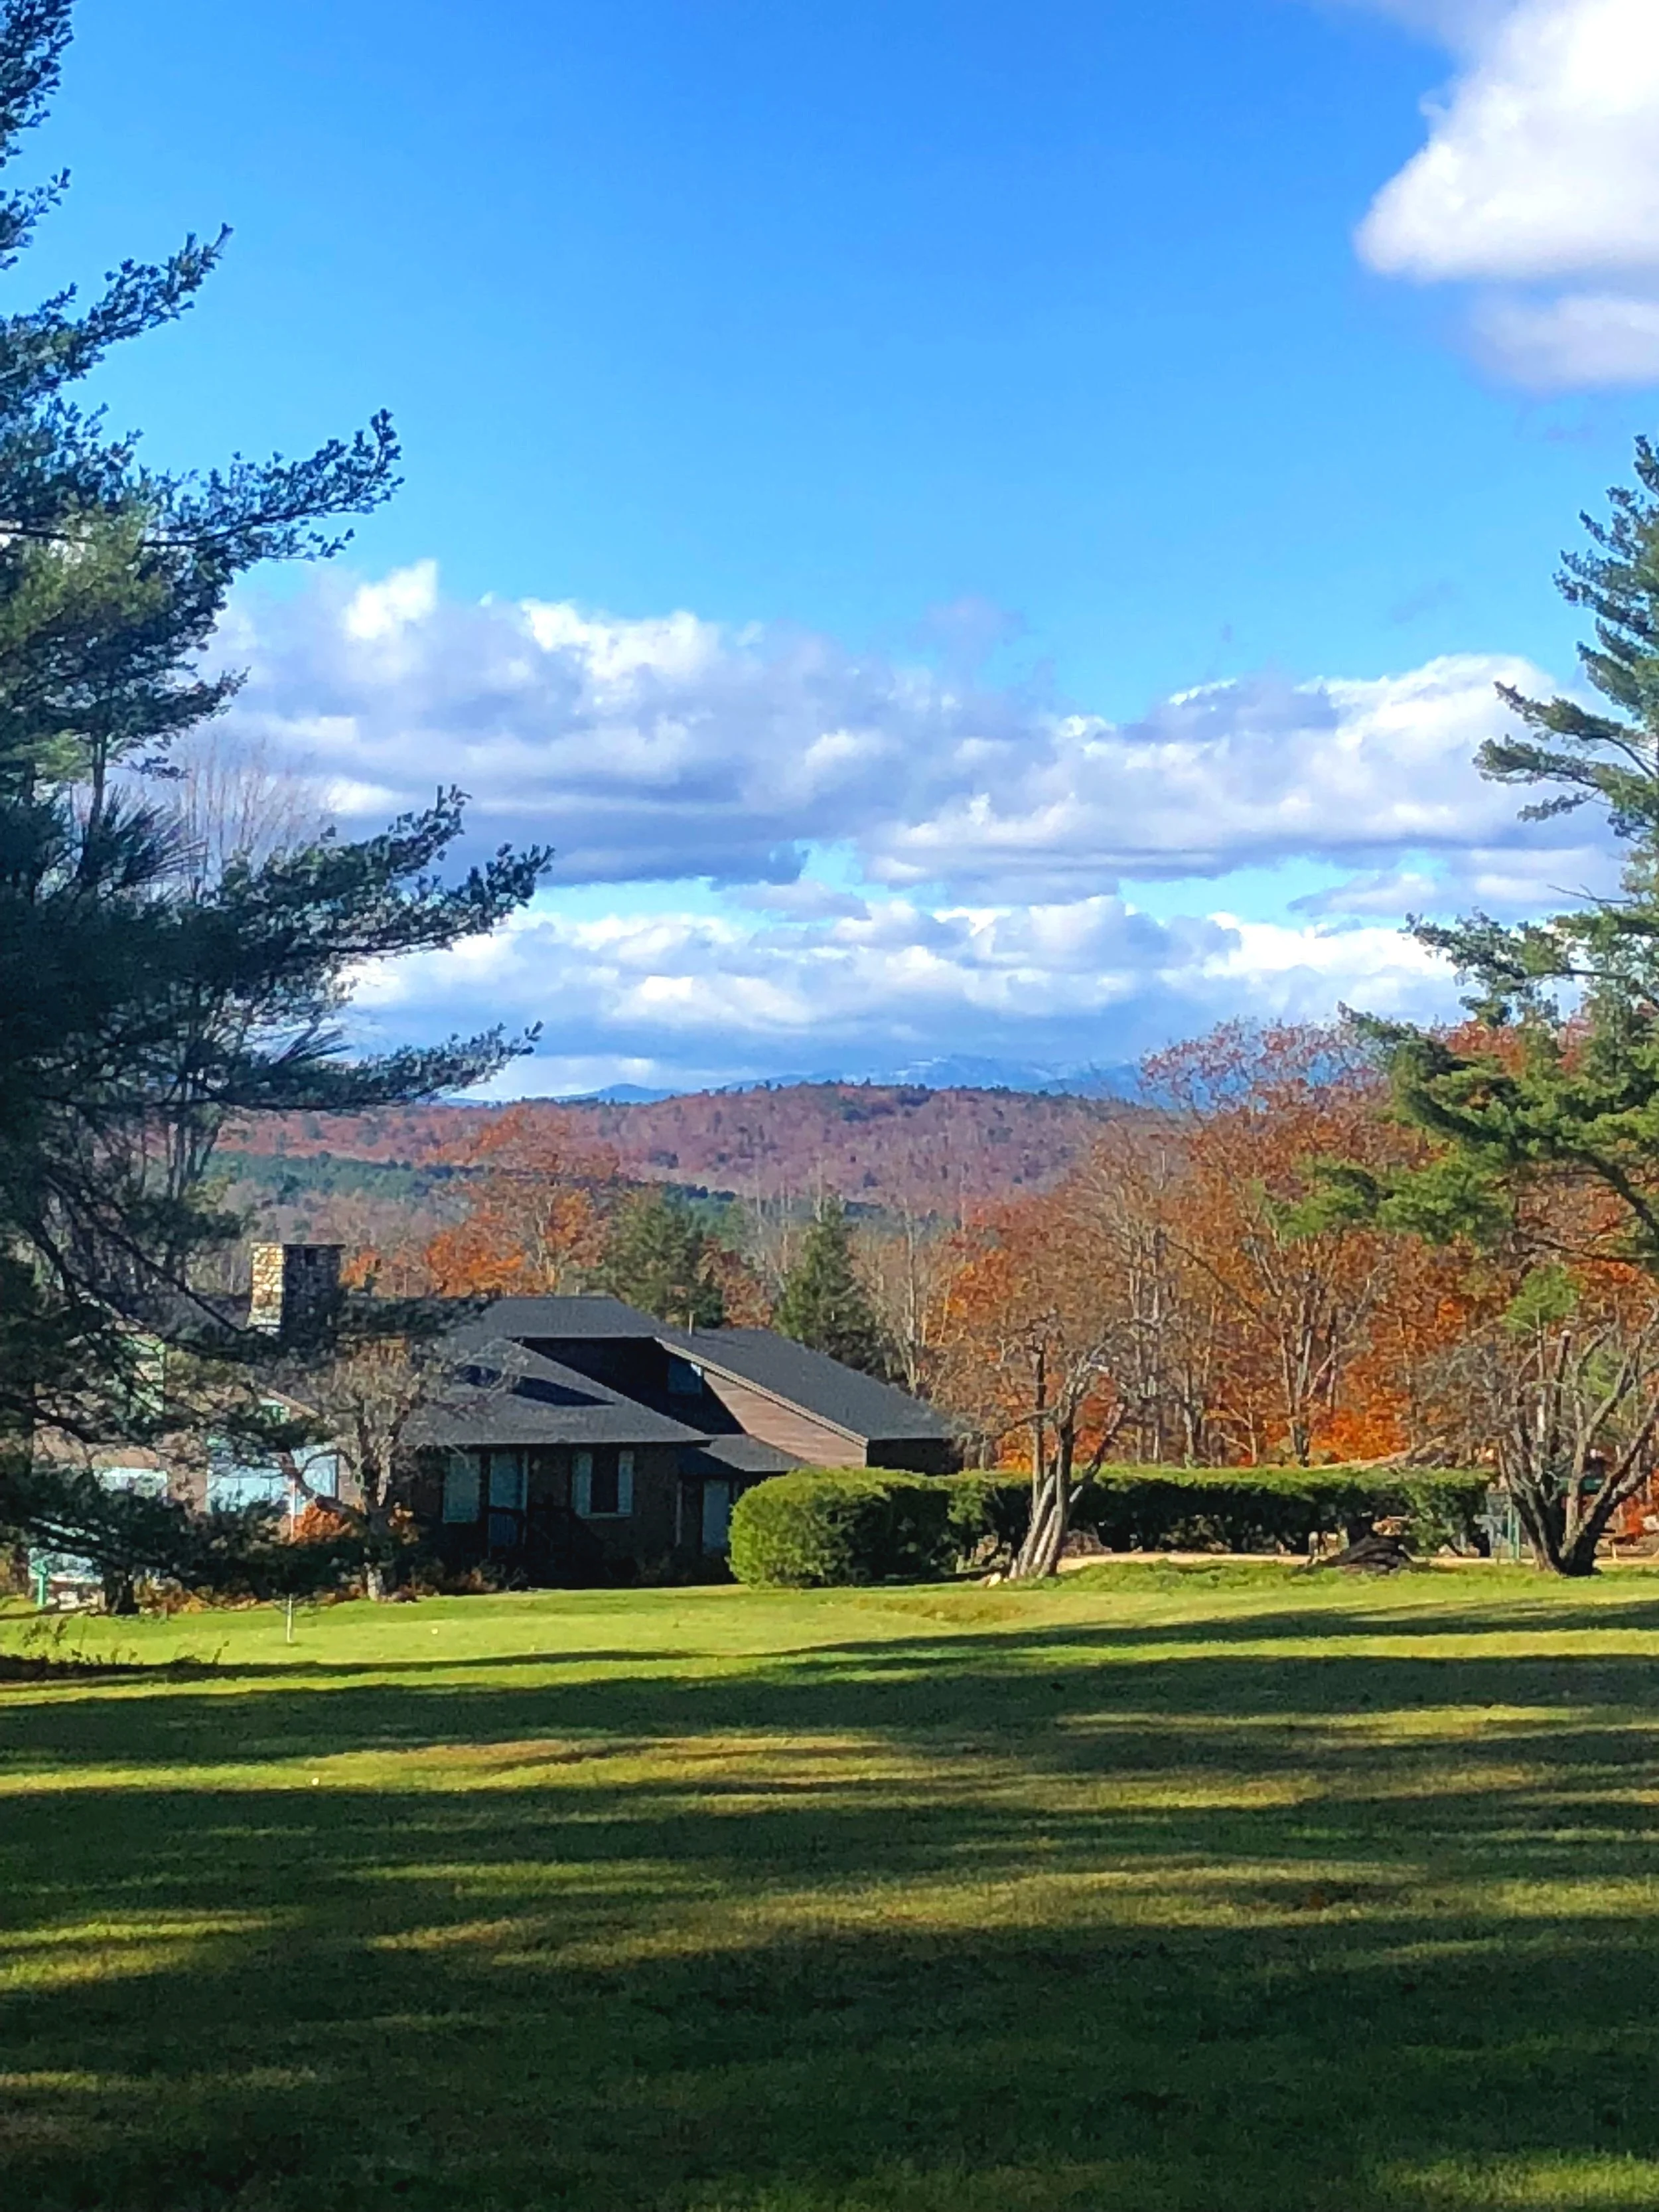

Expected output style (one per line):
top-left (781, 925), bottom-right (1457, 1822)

top-left (348, 893), bottom-right (1456, 1098)
top-left (222, 565), bottom-right (1572, 897)
top-left (1354, 0), bottom-right (1659, 386)
top-left (215, 567), bottom-right (1611, 1092)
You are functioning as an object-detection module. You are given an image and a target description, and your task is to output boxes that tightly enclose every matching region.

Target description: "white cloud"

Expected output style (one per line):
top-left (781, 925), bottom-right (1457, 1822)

top-left (342, 559), bottom-right (441, 642)
top-left (1360, 1), bottom-right (1659, 283)
top-left (1354, 0), bottom-right (1659, 386)
top-left (1471, 289), bottom-right (1659, 386)
top-left (348, 890), bottom-right (1463, 1096)
top-left (221, 565), bottom-right (1575, 899)
top-left (869, 656), bottom-right (1557, 893)
top-left (222, 569), bottom-right (976, 887)
top-left (1291, 838), bottom-right (1618, 917)
top-left (212, 566), bottom-right (1609, 1092)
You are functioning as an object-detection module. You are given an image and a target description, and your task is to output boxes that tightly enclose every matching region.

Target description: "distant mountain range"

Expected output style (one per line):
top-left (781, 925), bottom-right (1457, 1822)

top-left (570, 1057), bottom-right (1144, 1106)
top-left (227, 1073), bottom-right (1134, 1217)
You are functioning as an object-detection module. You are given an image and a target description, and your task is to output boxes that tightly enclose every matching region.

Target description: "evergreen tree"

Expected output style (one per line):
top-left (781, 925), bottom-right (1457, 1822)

top-left (0, 3), bottom-right (543, 1558)
top-left (1340, 439), bottom-right (1659, 1573)
top-left (776, 1199), bottom-right (888, 1374)
top-left (601, 1189), bottom-right (725, 1328)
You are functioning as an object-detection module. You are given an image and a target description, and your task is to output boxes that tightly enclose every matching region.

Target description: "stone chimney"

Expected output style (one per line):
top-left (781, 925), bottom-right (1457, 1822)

top-left (249, 1242), bottom-right (344, 1344)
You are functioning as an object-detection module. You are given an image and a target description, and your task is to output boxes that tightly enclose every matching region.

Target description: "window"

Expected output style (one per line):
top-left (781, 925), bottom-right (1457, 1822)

top-left (295, 1447), bottom-right (338, 1500)
top-left (701, 1480), bottom-right (734, 1554)
top-left (442, 1454), bottom-right (480, 1524)
top-left (574, 1449), bottom-right (634, 1517)
top-left (486, 1451), bottom-right (526, 1548)
top-left (666, 1357), bottom-right (703, 1398)
top-left (102, 1465), bottom-right (167, 1500)
top-left (206, 1462), bottom-right (286, 1512)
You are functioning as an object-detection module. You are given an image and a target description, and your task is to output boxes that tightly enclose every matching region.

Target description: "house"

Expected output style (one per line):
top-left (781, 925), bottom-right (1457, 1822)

top-left (401, 1292), bottom-right (957, 1582)
top-left (250, 1250), bottom-right (958, 1584)
top-left (34, 1246), bottom-right (956, 1591)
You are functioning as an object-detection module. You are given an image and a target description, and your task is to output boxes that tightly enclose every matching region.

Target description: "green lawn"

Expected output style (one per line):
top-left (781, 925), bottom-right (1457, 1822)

top-left (5, 1564), bottom-right (1659, 2211)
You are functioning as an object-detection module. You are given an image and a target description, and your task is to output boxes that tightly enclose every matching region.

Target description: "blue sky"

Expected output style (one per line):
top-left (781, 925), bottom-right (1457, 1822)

top-left (49, 0), bottom-right (1659, 1090)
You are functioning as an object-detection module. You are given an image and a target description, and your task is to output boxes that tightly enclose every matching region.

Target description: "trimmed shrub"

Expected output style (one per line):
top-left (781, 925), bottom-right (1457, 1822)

top-left (731, 1463), bottom-right (1492, 1587)
top-left (946, 1471), bottom-right (1033, 1566)
top-left (728, 1469), bottom-right (956, 1587)
top-left (946, 1463), bottom-right (1490, 1562)
top-left (1094, 1465), bottom-right (1489, 1554)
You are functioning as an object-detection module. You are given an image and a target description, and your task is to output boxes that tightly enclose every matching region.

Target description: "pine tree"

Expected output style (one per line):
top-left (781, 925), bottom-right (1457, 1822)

top-left (0, 3), bottom-right (544, 1556)
top-left (1345, 439), bottom-right (1659, 1574)
top-left (601, 1189), bottom-right (725, 1328)
top-left (776, 1199), bottom-right (888, 1374)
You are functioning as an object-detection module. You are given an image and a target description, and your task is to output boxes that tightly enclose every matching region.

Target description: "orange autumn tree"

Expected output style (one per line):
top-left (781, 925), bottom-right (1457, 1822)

top-left (932, 1022), bottom-right (1486, 1578)
top-left (1061, 1114), bottom-right (1230, 1466)
top-left (701, 1240), bottom-right (775, 1328)
top-left (1140, 1022), bottom-right (1472, 1465)
top-left (935, 1186), bottom-right (1144, 1578)
top-left (1301, 1016), bottom-right (1555, 1467)
top-left (423, 1106), bottom-right (617, 1296)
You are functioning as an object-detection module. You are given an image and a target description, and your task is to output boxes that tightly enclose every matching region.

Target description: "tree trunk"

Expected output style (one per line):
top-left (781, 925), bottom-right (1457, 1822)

top-left (1560, 1479), bottom-right (1636, 1577)
top-left (102, 1569), bottom-right (139, 1615)
top-left (1011, 1430), bottom-right (1074, 1580)
top-left (1509, 1468), bottom-right (1617, 1577)
top-left (1504, 1374), bottom-right (1659, 1575)
top-left (1509, 1470), bottom-right (1567, 1574)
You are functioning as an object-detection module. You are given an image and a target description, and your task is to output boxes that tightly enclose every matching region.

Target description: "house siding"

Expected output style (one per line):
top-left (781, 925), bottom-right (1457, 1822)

top-left (417, 1441), bottom-right (689, 1584)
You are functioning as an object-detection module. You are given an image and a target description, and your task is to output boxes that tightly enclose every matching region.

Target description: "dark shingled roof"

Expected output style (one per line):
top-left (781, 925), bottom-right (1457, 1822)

top-left (678, 1434), bottom-right (806, 1480)
top-left (658, 1327), bottom-right (954, 1444)
top-left (406, 1336), bottom-right (705, 1451)
top-left (433, 1297), bottom-right (951, 1451)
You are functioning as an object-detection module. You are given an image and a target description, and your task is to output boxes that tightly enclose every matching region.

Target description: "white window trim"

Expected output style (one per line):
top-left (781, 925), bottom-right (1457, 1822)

top-left (573, 1447), bottom-right (635, 1518)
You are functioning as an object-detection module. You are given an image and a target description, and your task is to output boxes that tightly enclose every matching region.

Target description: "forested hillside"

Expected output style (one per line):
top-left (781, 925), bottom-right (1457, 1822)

top-left (226, 1083), bottom-right (1122, 1214)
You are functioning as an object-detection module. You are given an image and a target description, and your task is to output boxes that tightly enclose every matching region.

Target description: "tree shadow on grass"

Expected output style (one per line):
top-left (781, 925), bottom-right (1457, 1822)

top-left (5, 1607), bottom-right (1659, 2209)
top-left (7, 1624), bottom-right (1659, 1775)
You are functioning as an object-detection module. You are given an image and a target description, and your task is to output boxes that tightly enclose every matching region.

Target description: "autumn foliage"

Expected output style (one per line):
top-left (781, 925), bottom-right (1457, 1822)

top-left (231, 1015), bottom-right (1659, 1574)
top-left (421, 1106), bottom-right (616, 1296)
top-left (932, 1024), bottom-right (1502, 1484)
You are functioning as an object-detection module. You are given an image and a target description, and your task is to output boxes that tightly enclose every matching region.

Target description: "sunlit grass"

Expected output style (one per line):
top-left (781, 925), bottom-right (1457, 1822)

top-left (5, 1563), bottom-right (1659, 2208)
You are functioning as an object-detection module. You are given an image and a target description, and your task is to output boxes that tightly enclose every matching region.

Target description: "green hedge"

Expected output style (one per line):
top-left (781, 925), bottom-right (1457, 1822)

top-left (949, 1463), bottom-right (1491, 1562)
top-left (729, 1463), bottom-right (1493, 1589)
top-left (727, 1469), bottom-right (956, 1587)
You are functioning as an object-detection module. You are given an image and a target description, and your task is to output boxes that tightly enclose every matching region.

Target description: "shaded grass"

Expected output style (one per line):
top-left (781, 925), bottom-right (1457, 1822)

top-left (5, 1564), bottom-right (1659, 2209)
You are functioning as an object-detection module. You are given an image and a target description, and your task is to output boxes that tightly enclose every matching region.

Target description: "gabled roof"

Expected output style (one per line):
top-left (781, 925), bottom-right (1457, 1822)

top-left (658, 1327), bottom-right (954, 1444)
top-left (456, 1295), bottom-right (953, 1451)
top-left (406, 1335), bottom-right (706, 1451)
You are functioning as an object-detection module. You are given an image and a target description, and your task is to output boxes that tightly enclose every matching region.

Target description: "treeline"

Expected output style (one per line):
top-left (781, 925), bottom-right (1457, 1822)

top-left (361, 1015), bottom-right (1524, 1491)
top-left (222, 1080), bottom-right (1114, 1215)
top-left (343, 1107), bottom-right (890, 1360)
top-left (367, 1000), bottom-right (1659, 1587)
